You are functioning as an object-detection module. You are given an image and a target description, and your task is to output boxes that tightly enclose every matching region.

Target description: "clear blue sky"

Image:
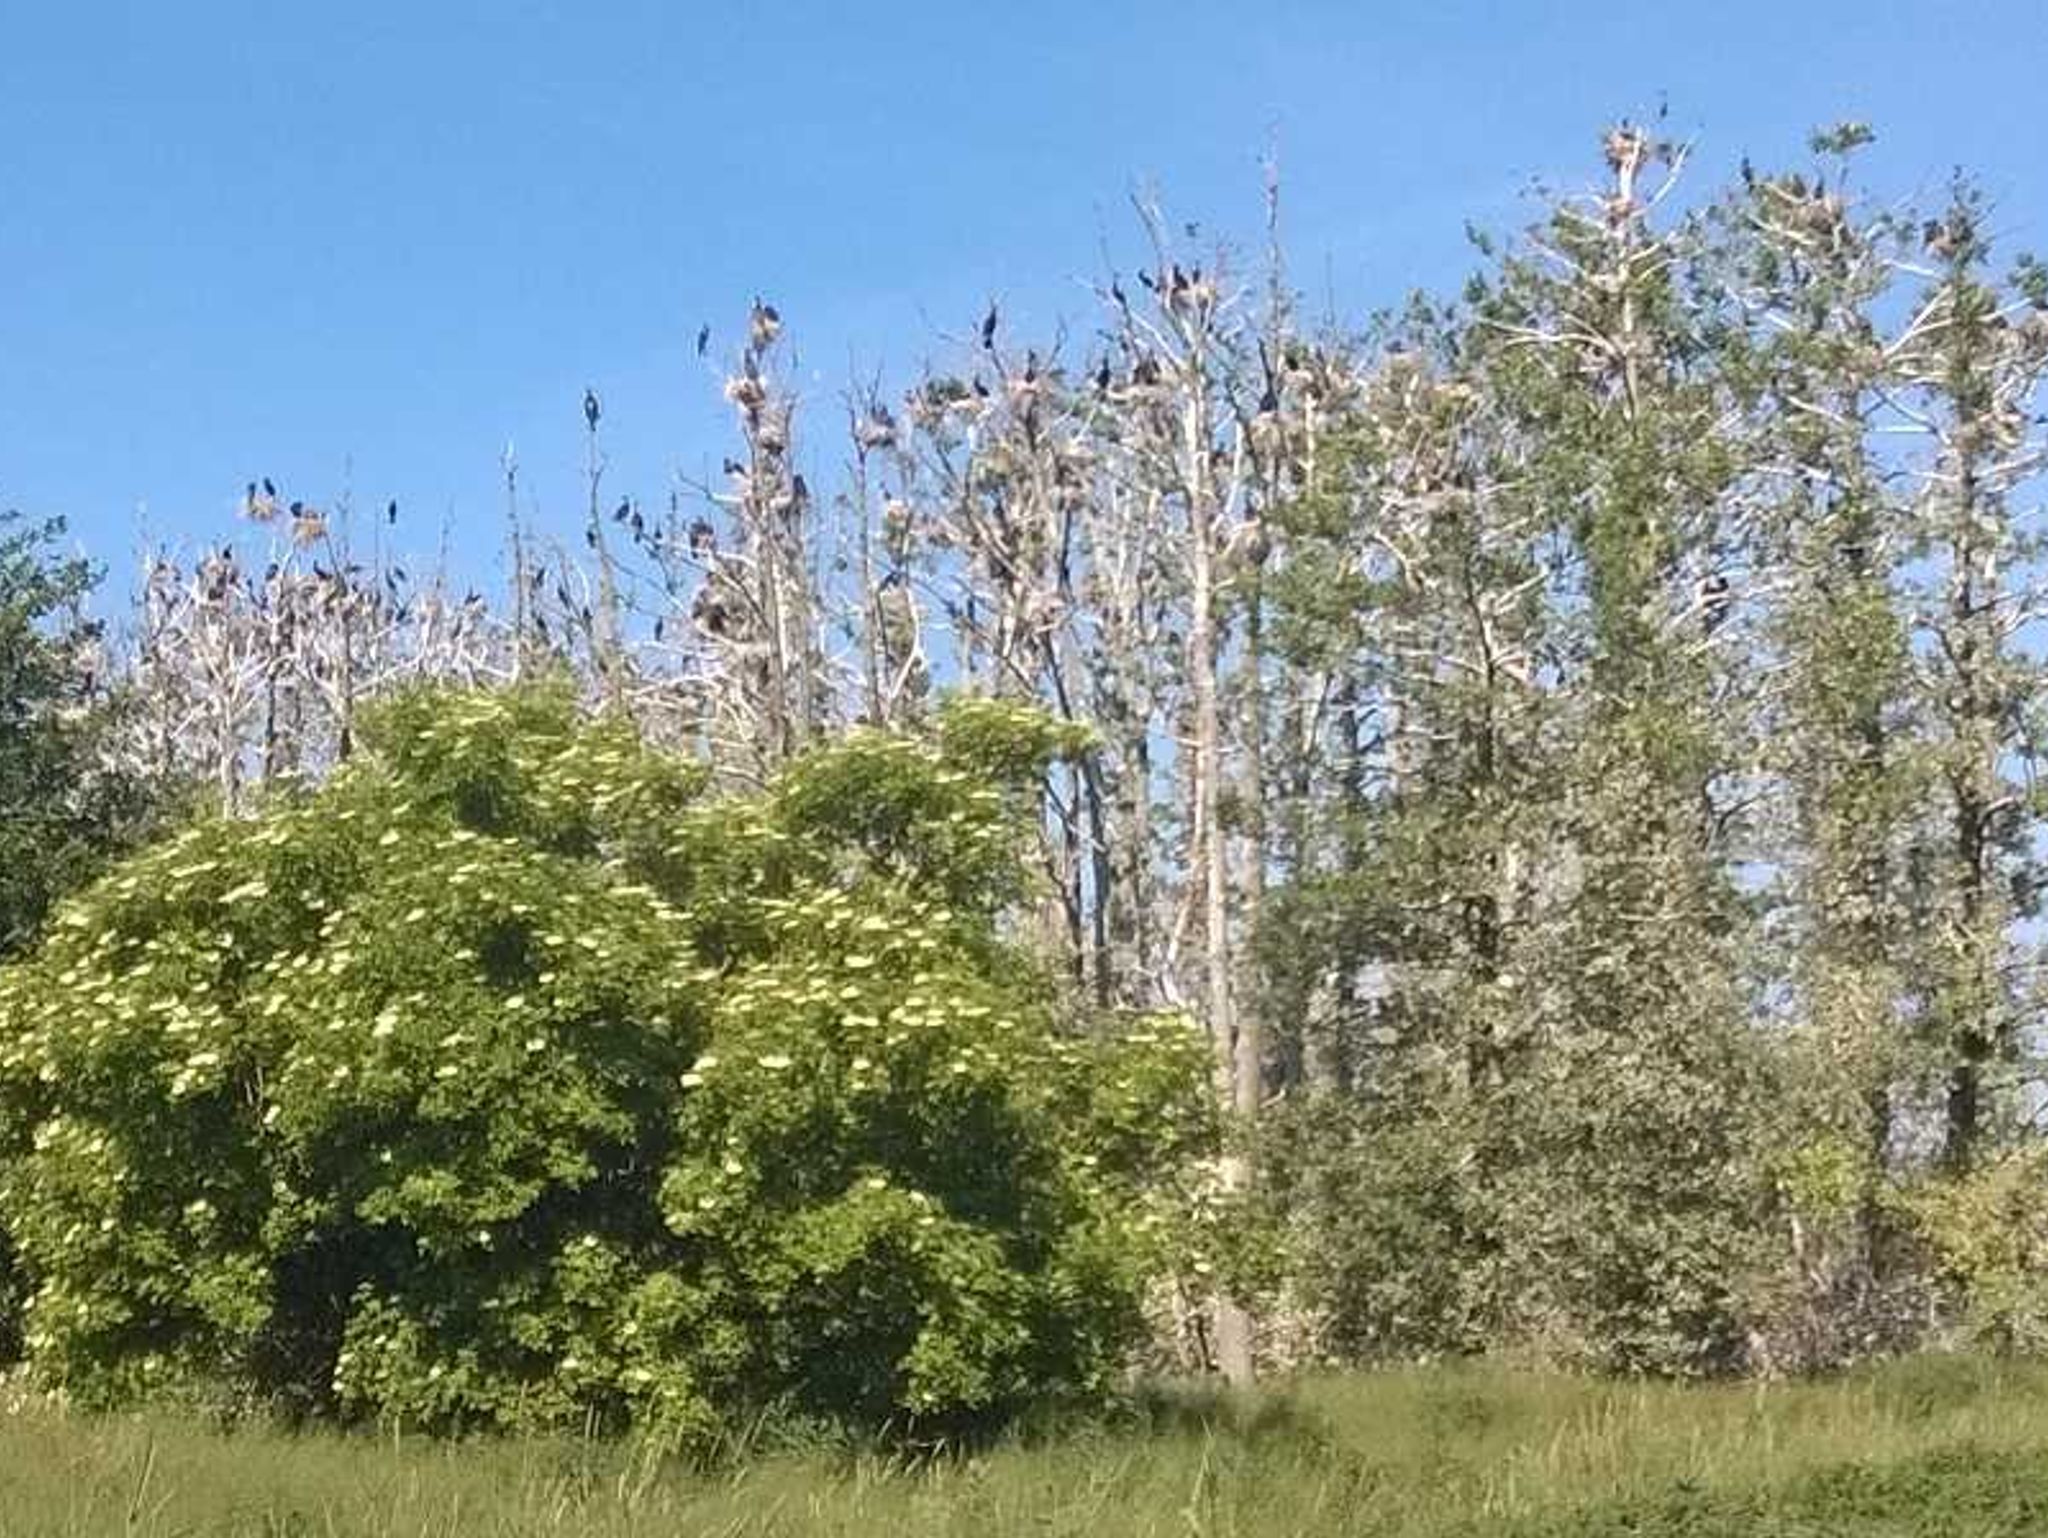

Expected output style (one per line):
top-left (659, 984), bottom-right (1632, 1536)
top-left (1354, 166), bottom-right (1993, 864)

top-left (3, 1), bottom-right (2043, 579)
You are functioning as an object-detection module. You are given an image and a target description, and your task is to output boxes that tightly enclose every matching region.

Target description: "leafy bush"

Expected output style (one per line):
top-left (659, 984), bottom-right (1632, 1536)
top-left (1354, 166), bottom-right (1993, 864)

top-left (0, 684), bottom-right (1212, 1444)
top-left (1906, 1147), bottom-right (2048, 1355)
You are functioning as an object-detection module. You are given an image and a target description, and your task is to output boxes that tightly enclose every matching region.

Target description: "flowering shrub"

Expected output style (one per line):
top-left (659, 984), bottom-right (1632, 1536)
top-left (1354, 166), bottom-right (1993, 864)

top-left (0, 684), bottom-right (1212, 1444)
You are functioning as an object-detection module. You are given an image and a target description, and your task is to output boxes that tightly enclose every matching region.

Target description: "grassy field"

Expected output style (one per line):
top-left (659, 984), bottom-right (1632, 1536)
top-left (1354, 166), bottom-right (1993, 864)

top-left (7, 1358), bottom-right (2048, 1536)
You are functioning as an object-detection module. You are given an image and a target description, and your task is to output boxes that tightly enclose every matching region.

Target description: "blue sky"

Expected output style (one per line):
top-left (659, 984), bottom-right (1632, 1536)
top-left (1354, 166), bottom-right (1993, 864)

top-left (3, 1), bottom-right (2044, 581)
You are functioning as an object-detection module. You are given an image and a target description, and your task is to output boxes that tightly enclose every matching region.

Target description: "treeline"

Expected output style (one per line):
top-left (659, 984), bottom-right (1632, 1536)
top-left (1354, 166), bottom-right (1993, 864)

top-left (6, 119), bottom-right (2048, 1401)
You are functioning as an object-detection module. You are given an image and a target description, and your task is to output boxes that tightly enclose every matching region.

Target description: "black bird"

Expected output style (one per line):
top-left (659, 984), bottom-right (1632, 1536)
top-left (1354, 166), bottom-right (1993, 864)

top-left (1094, 358), bottom-right (1112, 393)
top-left (791, 473), bottom-right (810, 504)
top-left (262, 477), bottom-right (277, 498)
top-left (972, 375), bottom-right (990, 400)
top-left (654, 616), bottom-right (666, 641)
top-left (1137, 268), bottom-right (1155, 291)
top-left (585, 527), bottom-right (598, 549)
top-left (1699, 572), bottom-right (1732, 633)
top-left (696, 324), bottom-right (711, 357)
top-left (289, 500), bottom-right (304, 517)
top-left (614, 497), bottom-right (631, 523)
top-left (1110, 275), bottom-right (1127, 308)
top-left (980, 302), bottom-right (998, 350)
top-left (386, 498), bottom-right (398, 524)
top-left (583, 388), bottom-right (601, 431)
top-left (723, 457), bottom-right (746, 477)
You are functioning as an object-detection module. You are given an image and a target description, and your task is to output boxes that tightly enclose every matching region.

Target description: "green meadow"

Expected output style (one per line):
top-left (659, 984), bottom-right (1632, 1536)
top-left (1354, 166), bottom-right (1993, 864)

top-left (6, 1358), bottom-right (2045, 1537)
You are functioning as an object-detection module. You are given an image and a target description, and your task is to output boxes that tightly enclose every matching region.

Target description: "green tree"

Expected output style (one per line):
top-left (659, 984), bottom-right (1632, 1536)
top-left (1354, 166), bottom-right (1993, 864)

top-left (0, 510), bottom-right (155, 958)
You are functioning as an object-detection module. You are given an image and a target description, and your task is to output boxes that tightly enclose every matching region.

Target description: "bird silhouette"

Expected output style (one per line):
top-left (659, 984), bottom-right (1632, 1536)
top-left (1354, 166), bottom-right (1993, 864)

top-left (980, 302), bottom-right (998, 350)
top-left (696, 324), bottom-right (711, 357)
top-left (1699, 573), bottom-right (1732, 633)
top-left (584, 389), bottom-right (601, 431)
top-left (386, 499), bottom-right (398, 524)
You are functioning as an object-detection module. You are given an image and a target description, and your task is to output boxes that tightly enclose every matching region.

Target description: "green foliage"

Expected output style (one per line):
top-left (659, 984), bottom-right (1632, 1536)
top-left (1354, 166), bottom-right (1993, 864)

top-left (0, 684), bottom-right (1211, 1443)
top-left (0, 510), bottom-right (161, 959)
top-left (1906, 1148), bottom-right (2048, 1356)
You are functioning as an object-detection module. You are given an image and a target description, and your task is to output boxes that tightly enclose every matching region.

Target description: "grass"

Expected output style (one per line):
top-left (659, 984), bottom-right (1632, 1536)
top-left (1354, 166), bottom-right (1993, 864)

top-left (5, 1357), bottom-right (2048, 1535)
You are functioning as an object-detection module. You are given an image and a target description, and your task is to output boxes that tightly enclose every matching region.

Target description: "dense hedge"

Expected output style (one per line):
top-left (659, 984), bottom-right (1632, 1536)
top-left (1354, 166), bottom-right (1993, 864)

top-left (0, 684), bottom-right (1213, 1444)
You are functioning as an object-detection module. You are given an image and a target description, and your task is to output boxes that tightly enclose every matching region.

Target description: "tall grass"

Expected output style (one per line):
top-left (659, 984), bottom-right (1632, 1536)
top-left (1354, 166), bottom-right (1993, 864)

top-left (4, 1357), bottom-right (2045, 1536)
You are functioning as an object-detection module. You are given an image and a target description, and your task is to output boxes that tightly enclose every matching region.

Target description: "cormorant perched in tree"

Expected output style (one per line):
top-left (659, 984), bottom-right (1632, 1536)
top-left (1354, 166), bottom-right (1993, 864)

top-left (693, 587), bottom-right (731, 636)
top-left (262, 477), bottom-right (277, 498)
top-left (614, 498), bottom-right (631, 523)
top-left (584, 389), bottom-right (601, 431)
top-left (1094, 358), bottom-right (1112, 394)
top-left (750, 298), bottom-right (781, 348)
top-left (386, 499), bottom-right (398, 524)
top-left (696, 324), bottom-right (711, 358)
top-left (1109, 275), bottom-right (1127, 308)
top-left (1925, 215), bottom-right (1971, 260)
top-left (980, 301), bottom-right (998, 350)
top-left (1699, 572), bottom-right (1732, 634)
